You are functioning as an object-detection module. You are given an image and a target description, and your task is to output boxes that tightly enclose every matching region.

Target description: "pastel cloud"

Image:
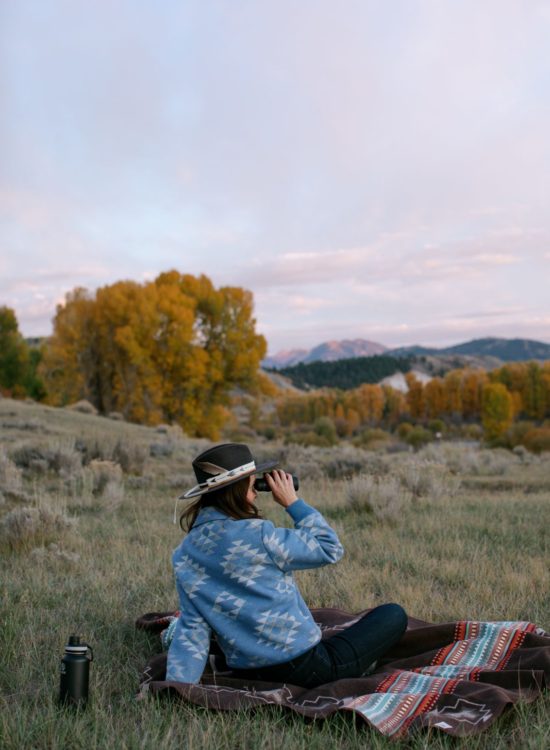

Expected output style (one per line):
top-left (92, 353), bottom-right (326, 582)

top-left (1, 1), bottom-right (549, 350)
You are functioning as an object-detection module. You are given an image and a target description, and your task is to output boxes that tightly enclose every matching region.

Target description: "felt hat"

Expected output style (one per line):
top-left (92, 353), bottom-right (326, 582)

top-left (180, 443), bottom-right (279, 499)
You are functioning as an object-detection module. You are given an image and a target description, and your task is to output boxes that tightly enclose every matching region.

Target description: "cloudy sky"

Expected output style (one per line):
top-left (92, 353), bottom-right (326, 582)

top-left (2, 1), bottom-right (550, 355)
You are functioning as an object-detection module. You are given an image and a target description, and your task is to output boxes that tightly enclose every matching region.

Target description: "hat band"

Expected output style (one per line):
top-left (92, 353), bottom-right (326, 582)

top-left (200, 460), bottom-right (256, 490)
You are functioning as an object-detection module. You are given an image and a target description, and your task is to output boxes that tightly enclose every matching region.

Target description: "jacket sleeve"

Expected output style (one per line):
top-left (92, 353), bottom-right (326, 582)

top-left (165, 588), bottom-right (211, 684)
top-left (261, 499), bottom-right (344, 572)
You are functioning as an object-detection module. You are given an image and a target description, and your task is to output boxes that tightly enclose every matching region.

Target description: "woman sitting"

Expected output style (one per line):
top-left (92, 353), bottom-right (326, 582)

top-left (167, 443), bottom-right (407, 688)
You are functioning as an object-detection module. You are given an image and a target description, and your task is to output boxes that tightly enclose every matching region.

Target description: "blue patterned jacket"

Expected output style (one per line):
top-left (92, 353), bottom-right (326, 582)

top-left (166, 499), bottom-right (344, 683)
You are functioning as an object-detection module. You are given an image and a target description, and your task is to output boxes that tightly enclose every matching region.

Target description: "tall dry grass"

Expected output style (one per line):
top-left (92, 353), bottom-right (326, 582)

top-left (0, 398), bottom-right (548, 749)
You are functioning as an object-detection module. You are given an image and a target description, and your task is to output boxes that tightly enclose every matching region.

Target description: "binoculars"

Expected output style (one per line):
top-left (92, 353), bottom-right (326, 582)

top-left (254, 475), bottom-right (299, 492)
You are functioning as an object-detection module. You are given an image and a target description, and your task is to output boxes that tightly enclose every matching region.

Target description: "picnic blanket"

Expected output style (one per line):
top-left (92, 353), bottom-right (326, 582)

top-left (136, 607), bottom-right (549, 739)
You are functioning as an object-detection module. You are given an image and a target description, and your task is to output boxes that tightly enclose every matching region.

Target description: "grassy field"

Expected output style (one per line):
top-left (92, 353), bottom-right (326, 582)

top-left (0, 398), bottom-right (548, 749)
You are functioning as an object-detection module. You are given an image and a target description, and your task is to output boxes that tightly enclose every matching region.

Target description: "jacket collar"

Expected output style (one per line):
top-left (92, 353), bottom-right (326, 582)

top-left (191, 506), bottom-right (231, 529)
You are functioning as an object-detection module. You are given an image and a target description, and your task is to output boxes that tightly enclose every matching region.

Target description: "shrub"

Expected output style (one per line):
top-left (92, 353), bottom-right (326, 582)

top-left (476, 449), bottom-right (514, 476)
top-left (112, 440), bottom-right (147, 474)
top-left (10, 442), bottom-right (82, 477)
top-left (0, 505), bottom-right (75, 551)
top-left (286, 431), bottom-right (324, 448)
top-left (274, 445), bottom-right (319, 479)
top-left (10, 444), bottom-right (49, 468)
top-left (522, 428), bottom-right (550, 454)
top-left (88, 460), bottom-right (124, 496)
top-left (396, 422), bottom-right (413, 439)
top-left (345, 474), bottom-right (412, 522)
top-left (323, 456), bottom-right (367, 479)
top-left (261, 426), bottom-right (277, 441)
top-left (427, 419), bottom-right (445, 434)
top-left (458, 423), bottom-right (483, 440)
top-left (418, 443), bottom-right (514, 476)
top-left (149, 442), bottom-right (175, 458)
top-left (0, 451), bottom-right (23, 493)
top-left (28, 458), bottom-right (49, 475)
top-left (397, 460), bottom-right (460, 501)
top-left (352, 428), bottom-right (391, 450)
top-left (499, 421), bottom-right (535, 449)
top-left (47, 444), bottom-right (82, 477)
top-left (65, 400), bottom-right (98, 415)
top-left (404, 426), bottom-right (433, 450)
top-left (313, 417), bottom-right (338, 446)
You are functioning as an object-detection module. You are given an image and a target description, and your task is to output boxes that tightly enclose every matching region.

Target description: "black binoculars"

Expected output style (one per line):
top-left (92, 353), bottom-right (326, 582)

top-left (254, 475), bottom-right (300, 492)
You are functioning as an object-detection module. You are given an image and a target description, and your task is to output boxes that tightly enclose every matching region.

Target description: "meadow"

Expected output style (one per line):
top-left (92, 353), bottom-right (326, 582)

top-left (0, 397), bottom-right (548, 749)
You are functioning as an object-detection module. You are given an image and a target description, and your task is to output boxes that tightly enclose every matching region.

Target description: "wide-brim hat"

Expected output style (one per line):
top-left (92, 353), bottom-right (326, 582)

top-left (180, 443), bottom-right (279, 500)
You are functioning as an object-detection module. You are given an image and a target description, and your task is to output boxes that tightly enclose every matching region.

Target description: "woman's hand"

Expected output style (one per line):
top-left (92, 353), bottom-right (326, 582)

top-left (264, 469), bottom-right (299, 508)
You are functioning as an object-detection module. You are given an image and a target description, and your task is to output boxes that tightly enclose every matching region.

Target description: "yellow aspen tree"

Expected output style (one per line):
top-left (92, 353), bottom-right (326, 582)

top-left (521, 362), bottom-right (546, 420)
top-left (461, 369), bottom-right (488, 420)
top-left (443, 370), bottom-right (462, 418)
top-left (405, 373), bottom-right (425, 420)
top-left (42, 272), bottom-right (266, 439)
top-left (334, 402), bottom-right (347, 437)
top-left (356, 384), bottom-right (384, 424)
top-left (424, 377), bottom-right (446, 419)
top-left (40, 288), bottom-right (98, 406)
top-left (94, 280), bottom-right (165, 424)
top-left (481, 383), bottom-right (514, 442)
top-left (382, 385), bottom-right (406, 426)
top-left (345, 407), bottom-right (361, 435)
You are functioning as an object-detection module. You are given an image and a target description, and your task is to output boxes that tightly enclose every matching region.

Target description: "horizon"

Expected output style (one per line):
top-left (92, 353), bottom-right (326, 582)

top-left (21, 326), bottom-right (550, 358)
top-left (2, 2), bottom-right (550, 353)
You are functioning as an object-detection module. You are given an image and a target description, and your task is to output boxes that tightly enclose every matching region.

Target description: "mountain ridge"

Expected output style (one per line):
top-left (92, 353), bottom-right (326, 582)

top-left (263, 336), bottom-right (550, 369)
top-left (263, 338), bottom-right (387, 369)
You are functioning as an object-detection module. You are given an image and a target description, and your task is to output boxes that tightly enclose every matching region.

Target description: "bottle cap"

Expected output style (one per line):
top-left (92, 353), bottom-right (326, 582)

top-left (65, 634), bottom-right (88, 654)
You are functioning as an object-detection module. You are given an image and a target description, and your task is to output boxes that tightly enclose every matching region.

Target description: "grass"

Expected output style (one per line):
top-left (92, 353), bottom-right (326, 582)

top-left (0, 397), bottom-right (549, 749)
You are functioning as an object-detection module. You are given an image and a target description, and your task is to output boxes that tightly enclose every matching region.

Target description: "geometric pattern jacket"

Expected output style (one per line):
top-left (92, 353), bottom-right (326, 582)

top-left (166, 499), bottom-right (344, 683)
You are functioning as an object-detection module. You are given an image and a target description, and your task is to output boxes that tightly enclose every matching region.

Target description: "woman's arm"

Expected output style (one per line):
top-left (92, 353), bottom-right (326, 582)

top-left (166, 590), bottom-right (212, 684)
top-left (261, 469), bottom-right (344, 571)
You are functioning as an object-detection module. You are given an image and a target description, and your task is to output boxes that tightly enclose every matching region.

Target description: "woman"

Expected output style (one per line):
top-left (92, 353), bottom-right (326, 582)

top-left (166, 443), bottom-right (407, 688)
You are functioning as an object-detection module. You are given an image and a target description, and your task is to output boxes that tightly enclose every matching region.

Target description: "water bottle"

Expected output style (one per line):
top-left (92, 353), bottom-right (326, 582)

top-left (59, 635), bottom-right (93, 708)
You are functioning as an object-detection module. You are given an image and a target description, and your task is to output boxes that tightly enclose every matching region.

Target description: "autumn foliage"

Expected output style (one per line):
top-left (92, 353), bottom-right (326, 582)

top-left (40, 272), bottom-right (266, 438)
top-left (273, 362), bottom-right (550, 446)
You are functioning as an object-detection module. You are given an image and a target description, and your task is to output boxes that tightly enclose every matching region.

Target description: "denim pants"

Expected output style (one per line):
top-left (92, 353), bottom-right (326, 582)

top-left (234, 603), bottom-right (408, 689)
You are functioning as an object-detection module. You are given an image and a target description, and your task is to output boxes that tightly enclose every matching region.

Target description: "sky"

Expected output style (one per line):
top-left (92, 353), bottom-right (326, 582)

top-left (2, 0), bottom-right (550, 355)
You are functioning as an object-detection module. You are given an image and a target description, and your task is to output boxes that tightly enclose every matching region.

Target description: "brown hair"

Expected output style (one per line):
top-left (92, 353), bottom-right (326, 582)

top-left (179, 476), bottom-right (261, 531)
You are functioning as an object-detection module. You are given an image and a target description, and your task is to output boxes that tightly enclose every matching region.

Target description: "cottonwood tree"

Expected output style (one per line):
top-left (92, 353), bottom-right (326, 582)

top-left (41, 272), bottom-right (266, 438)
top-left (481, 383), bottom-right (514, 442)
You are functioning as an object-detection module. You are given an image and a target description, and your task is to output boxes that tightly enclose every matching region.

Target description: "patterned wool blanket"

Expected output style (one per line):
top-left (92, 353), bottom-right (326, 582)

top-left (136, 608), bottom-right (549, 739)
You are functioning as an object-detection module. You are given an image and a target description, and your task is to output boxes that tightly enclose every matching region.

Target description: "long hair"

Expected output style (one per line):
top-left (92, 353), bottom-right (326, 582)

top-left (179, 476), bottom-right (261, 531)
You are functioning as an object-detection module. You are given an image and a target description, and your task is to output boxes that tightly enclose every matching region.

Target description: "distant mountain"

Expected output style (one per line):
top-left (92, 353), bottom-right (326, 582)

top-left (441, 337), bottom-right (550, 361)
top-left (262, 348), bottom-right (309, 369)
top-left (263, 338), bottom-right (387, 369)
top-left (264, 336), bottom-right (550, 370)
top-left (388, 337), bottom-right (550, 362)
top-left (386, 345), bottom-right (438, 357)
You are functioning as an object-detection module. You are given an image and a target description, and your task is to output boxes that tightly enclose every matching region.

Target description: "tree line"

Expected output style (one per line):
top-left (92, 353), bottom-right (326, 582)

top-left (273, 363), bottom-right (550, 445)
top-left (273, 354), bottom-right (411, 390)
top-left (2, 276), bottom-right (550, 448)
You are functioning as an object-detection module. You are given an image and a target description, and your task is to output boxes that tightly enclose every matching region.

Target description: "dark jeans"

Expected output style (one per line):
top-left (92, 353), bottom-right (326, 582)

top-left (234, 603), bottom-right (408, 688)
